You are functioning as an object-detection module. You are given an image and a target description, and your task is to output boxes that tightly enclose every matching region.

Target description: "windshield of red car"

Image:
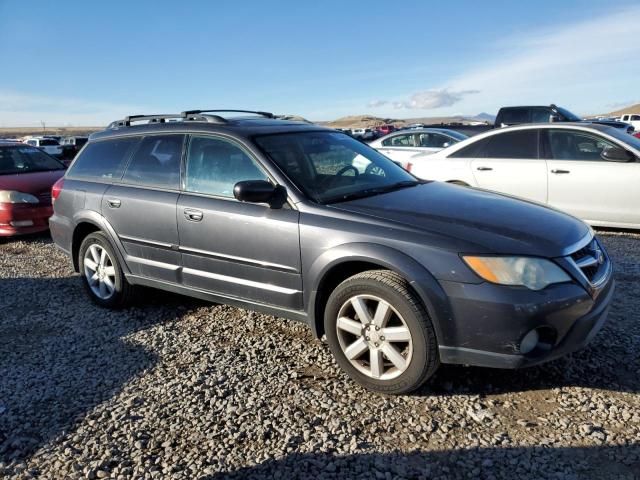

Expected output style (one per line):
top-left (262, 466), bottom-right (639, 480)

top-left (0, 145), bottom-right (66, 175)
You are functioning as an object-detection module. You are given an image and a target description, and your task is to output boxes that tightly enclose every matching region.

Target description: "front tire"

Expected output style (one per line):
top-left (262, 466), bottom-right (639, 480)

top-left (78, 231), bottom-right (133, 308)
top-left (324, 270), bottom-right (439, 394)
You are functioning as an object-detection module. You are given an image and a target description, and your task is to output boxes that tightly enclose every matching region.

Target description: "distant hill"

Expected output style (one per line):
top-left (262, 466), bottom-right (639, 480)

top-left (607, 103), bottom-right (640, 117)
top-left (323, 113), bottom-right (493, 129)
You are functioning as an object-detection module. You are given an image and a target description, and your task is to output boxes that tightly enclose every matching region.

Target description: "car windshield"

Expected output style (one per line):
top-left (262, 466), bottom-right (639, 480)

top-left (556, 107), bottom-right (582, 122)
top-left (40, 139), bottom-right (59, 146)
top-left (254, 131), bottom-right (419, 204)
top-left (0, 145), bottom-right (65, 175)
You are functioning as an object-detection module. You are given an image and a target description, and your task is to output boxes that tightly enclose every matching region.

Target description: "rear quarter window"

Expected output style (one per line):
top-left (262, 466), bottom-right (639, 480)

top-left (67, 136), bottom-right (140, 181)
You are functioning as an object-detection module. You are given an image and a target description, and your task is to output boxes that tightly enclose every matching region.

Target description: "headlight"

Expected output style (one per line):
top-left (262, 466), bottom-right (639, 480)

top-left (0, 190), bottom-right (40, 204)
top-left (462, 256), bottom-right (571, 290)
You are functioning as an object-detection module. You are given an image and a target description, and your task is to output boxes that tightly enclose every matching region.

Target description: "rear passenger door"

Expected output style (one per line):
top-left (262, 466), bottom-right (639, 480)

top-left (177, 135), bottom-right (302, 310)
top-left (101, 134), bottom-right (185, 283)
top-left (470, 129), bottom-right (548, 203)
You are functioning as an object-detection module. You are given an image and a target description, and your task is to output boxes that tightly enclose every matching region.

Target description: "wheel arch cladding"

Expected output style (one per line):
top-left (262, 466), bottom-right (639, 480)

top-left (71, 221), bottom-right (101, 272)
top-left (307, 243), bottom-right (451, 343)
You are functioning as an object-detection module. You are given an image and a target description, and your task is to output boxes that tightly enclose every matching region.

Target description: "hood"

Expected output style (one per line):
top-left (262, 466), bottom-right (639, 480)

top-left (0, 169), bottom-right (65, 196)
top-left (331, 182), bottom-right (590, 257)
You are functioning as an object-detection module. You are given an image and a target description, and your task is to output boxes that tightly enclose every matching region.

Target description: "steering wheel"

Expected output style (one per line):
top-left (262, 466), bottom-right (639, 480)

top-left (335, 165), bottom-right (359, 177)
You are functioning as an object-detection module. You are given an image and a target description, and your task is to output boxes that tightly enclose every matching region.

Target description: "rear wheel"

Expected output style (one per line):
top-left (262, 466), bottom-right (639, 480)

top-left (324, 270), bottom-right (439, 394)
top-left (78, 231), bottom-right (133, 308)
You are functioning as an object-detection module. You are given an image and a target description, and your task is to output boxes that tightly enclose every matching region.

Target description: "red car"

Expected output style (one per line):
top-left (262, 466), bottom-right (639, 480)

top-left (0, 141), bottom-right (66, 236)
top-left (376, 124), bottom-right (395, 136)
top-left (634, 131), bottom-right (640, 140)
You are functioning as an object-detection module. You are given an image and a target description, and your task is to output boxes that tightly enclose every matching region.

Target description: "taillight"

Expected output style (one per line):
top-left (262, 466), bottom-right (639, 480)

top-left (406, 162), bottom-right (413, 172)
top-left (51, 177), bottom-right (64, 204)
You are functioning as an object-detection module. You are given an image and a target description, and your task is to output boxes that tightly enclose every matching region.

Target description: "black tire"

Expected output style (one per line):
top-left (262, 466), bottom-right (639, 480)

top-left (324, 270), bottom-right (439, 394)
top-left (78, 231), bottom-right (134, 308)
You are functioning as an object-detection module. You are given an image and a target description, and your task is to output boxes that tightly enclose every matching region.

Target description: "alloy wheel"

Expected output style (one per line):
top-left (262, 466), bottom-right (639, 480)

top-left (83, 244), bottom-right (116, 300)
top-left (335, 294), bottom-right (413, 380)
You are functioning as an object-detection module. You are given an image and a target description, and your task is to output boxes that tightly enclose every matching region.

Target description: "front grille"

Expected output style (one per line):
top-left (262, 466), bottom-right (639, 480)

top-left (570, 238), bottom-right (608, 284)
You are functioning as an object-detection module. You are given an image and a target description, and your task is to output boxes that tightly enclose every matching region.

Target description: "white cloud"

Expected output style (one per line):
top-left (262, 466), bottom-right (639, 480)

top-left (369, 89), bottom-right (478, 110)
top-left (0, 90), bottom-right (144, 127)
top-left (367, 99), bottom-right (389, 108)
top-left (445, 5), bottom-right (640, 113)
top-left (367, 5), bottom-right (640, 116)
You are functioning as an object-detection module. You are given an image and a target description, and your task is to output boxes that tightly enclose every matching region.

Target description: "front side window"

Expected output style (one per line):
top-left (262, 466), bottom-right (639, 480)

top-left (122, 135), bottom-right (184, 189)
top-left (547, 130), bottom-right (618, 161)
top-left (485, 130), bottom-right (539, 159)
top-left (185, 136), bottom-right (268, 198)
top-left (67, 137), bottom-right (140, 180)
top-left (255, 131), bottom-right (418, 204)
top-left (382, 134), bottom-right (415, 147)
top-left (0, 145), bottom-right (65, 175)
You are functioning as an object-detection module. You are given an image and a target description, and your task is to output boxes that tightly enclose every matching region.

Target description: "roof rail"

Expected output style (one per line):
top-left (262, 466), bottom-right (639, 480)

top-left (181, 109), bottom-right (275, 119)
top-left (107, 112), bottom-right (227, 129)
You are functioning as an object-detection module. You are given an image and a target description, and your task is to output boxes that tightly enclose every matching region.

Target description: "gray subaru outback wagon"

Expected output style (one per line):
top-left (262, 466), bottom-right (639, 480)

top-left (50, 110), bottom-right (615, 394)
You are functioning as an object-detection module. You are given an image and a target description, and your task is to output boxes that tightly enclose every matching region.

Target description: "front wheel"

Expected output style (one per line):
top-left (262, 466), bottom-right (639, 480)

top-left (324, 270), bottom-right (439, 394)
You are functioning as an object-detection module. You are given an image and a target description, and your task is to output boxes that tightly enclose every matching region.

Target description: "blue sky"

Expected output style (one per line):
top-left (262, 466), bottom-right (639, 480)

top-left (0, 0), bottom-right (639, 126)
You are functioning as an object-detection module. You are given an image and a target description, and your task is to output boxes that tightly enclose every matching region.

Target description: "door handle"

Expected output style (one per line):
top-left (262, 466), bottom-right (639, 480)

top-left (106, 198), bottom-right (121, 208)
top-left (184, 208), bottom-right (203, 222)
top-left (476, 166), bottom-right (493, 171)
top-left (551, 169), bottom-right (570, 174)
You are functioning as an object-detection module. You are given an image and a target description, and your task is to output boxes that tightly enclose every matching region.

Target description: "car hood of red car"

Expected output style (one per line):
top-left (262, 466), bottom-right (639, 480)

top-left (0, 169), bottom-right (66, 194)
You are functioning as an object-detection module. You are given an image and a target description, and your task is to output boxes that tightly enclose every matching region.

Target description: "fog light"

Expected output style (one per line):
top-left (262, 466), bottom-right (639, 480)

top-left (520, 329), bottom-right (540, 354)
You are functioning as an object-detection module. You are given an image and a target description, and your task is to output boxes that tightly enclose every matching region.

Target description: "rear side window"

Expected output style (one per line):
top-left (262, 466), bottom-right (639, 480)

top-left (40, 139), bottom-right (59, 146)
top-left (122, 135), bottom-right (184, 189)
top-left (531, 108), bottom-right (552, 123)
top-left (185, 136), bottom-right (268, 198)
top-left (499, 108), bottom-right (530, 125)
top-left (68, 137), bottom-right (140, 180)
top-left (485, 130), bottom-right (539, 159)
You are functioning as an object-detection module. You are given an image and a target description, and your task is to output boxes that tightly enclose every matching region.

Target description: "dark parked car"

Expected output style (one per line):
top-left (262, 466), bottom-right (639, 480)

top-left (0, 141), bottom-right (66, 236)
top-left (60, 136), bottom-right (89, 164)
top-left (495, 104), bottom-right (634, 134)
top-left (50, 110), bottom-right (614, 394)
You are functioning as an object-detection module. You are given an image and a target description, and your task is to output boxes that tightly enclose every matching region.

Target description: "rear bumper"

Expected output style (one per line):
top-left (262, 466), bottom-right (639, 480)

top-left (0, 203), bottom-right (53, 236)
top-left (436, 275), bottom-right (615, 369)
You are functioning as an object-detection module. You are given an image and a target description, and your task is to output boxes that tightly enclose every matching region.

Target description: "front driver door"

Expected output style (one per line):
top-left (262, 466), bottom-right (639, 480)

top-left (470, 128), bottom-right (548, 203)
top-left (545, 128), bottom-right (640, 226)
top-left (177, 135), bottom-right (302, 310)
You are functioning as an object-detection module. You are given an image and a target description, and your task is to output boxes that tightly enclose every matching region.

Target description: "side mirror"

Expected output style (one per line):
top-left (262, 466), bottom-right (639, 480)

top-left (601, 146), bottom-right (636, 163)
top-left (549, 114), bottom-right (560, 123)
top-left (233, 180), bottom-right (287, 208)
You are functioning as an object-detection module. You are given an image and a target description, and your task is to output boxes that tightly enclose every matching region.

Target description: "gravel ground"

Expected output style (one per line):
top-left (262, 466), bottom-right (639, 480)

top-left (0, 231), bottom-right (638, 479)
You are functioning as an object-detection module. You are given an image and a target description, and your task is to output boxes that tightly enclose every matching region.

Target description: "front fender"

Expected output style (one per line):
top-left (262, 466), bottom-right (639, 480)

top-left (305, 242), bottom-right (452, 344)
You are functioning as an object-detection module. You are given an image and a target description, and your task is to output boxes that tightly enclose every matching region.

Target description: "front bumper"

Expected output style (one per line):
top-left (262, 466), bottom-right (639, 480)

top-left (436, 273), bottom-right (615, 369)
top-left (0, 203), bottom-right (53, 236)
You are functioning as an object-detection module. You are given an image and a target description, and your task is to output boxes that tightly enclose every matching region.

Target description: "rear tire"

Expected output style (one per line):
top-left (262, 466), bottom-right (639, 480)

top-left (324, 270), bottom-right (439, 394)
top-left (78, 231), bottom-right (133, 308)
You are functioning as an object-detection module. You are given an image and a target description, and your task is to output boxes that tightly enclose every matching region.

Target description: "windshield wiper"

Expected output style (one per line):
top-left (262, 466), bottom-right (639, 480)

top-left (324, 180), bottom-right (421, 204)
